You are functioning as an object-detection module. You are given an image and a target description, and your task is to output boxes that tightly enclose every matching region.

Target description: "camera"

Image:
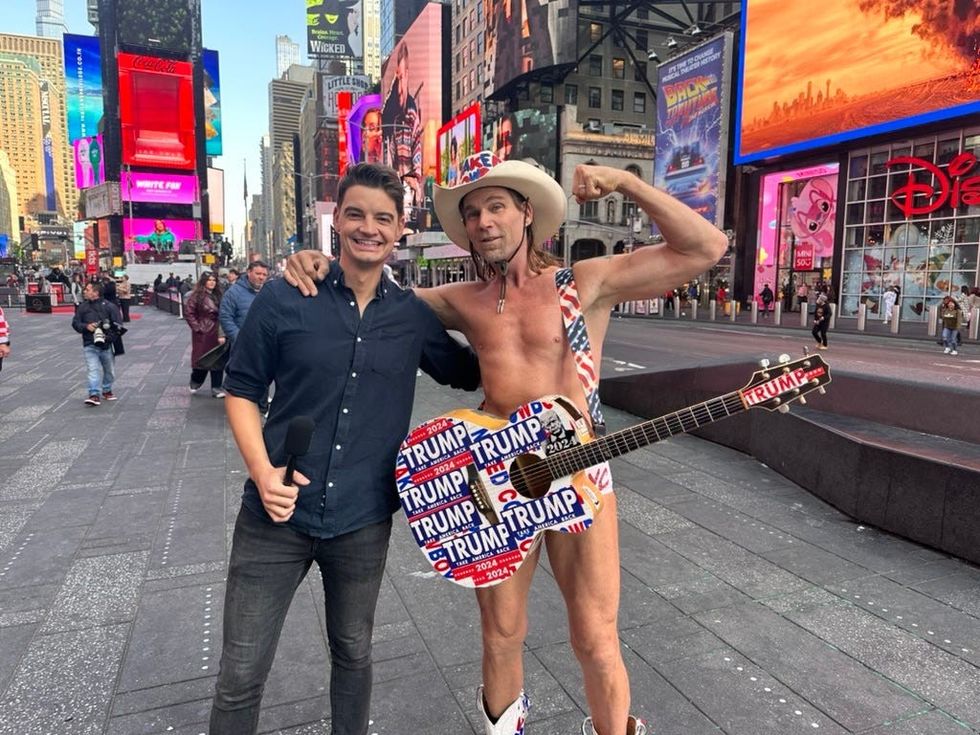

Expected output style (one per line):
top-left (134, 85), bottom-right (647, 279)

top-left (92, 319), bottom-right (112, 346)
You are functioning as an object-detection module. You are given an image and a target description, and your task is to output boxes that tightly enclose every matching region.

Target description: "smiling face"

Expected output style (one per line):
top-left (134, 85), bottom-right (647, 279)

top-left (335, 184), bottom-right (403, 271)
top-left (461, 186), bottom-right (531, 262)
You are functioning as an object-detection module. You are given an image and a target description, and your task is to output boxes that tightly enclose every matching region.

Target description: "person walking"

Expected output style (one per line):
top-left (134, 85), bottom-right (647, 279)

top-left (940, 295), bottom-right (962, 355)
top-left (881, 286), bottom-right (896, 323)
top-left (811, 303), bottom-right (829, 350)
top-left (0, 304), bottom-right (9, 371)
top-left (72, 281), bottom-right (123, 406)
top-left (184, 272), bottom-right (226, 398)
top-left (117, 274), bottom-right (132, 322)
top-left (759, 283), bottom-right (774, 316)
top-left (209, 164), bottom-right (480, 734)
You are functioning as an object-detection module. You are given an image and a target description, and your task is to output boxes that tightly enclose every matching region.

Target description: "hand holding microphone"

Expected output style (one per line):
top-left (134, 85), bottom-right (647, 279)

top-left (283, 415), bottom-right (315, 486)
top-left (258, 416), bottom-right (314, 523)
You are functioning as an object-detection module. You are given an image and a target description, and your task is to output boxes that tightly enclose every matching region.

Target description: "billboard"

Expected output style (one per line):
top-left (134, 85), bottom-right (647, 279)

top-left (202, 49), bottom-right (223, 156)
top-left (307, 0), bottom-right (363, 58)
top-left (117, 0), bottom-right (199, 53)
top-left (320, 75), bottom-right (371, 119)
top-left (346, 93), bottom-right (383, 165)
top-left (485, 0), bottom-right (579, 97)
top-left (39, 81), bottom-right (57, 211)
top-left (436, 104), bottom-right (481, 186)
top-left (63, 33), bottom-right (103, 143)
top-left (655, 34), bottom-right (733, 228)
top-left (121, 171), bottom-right (198, 204)
top-left (117, 53), bottom-right (196, 170)
top-left (736, 0), bottom-right (980, 164)
top-left (208, 168), bottom-right (224, 234)
top-left (381, 3), bottom-right (444, 227)
top-left (123, 217), bottom-right (199, 252)
top-left (483, 105), bottom-right (559, 177)
top-left (73, 135), bottom-right (105, 189)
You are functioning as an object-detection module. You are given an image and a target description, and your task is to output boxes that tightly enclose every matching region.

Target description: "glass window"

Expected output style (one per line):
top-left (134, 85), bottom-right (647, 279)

top-left (583, 200), bottom-right (599, 220)
top-left (937, 138), bottom-right (960, 165)
top-left (848, 155), bottom-right (868, 178)
top-left (955, 217), bottom-right (980, 244)
top-left (540, 83), bottom-right (553, 103)
top-left (634, 61), bottom-right (647, 81)
top-left (633, 92), bottom-right (646, 114)
top-left (847, 179), bottom-right (866, 200)
top-left (635, 30), bottom-right (648, 50)
top-left (589, 22), bottom-right (603, 43)
top-left (954, 244), bottom-right (979, 271)
top-left (588, 87), bottom-right (601, 108)
top-left (845, 203), bottom-right (865, 225)
top-left (565, 84), bottom-right (578, 105)
top-left (589, 55), bottom-right (602, 76)
top-left (868, 176), bottom-right (887, 199)
top-left (611, 89), bottom-right (624, 111)
top-left (612, 58), bottom-right (625, 79)
top-left (913, 141), bottom-right (935, 160)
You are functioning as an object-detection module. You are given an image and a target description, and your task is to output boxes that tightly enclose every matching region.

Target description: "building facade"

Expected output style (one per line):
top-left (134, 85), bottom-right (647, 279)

top-left (35, 0), bottom-right (67, 39)
top-left (0, 151), bottom-right (19, 242)
top-left (275, 35), bottom-right (300, 79)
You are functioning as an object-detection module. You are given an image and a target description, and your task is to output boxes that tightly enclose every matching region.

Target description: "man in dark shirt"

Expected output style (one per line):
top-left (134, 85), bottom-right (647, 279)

top-left (209, 163), bottom-right (480, 735)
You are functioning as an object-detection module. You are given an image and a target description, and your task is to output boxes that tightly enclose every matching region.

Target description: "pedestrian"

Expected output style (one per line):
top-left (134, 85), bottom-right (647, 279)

top-left (208, 163), bottom-right (481, 734)
top-left (153, 273), bottom-right (164, 293)
top-left (102, 272), bottom-right (118, 307)
top-left (184, 272), bottom-right (226, 398)
top-left (811, 303), bottom-right (829, 350)
top-left (227, 268), bottom-right (239, 285)
top-left (940, 295), bottom-right (962, 355)
top-left (69, 273), bottom-right (84, 307)
top-left (796, 281), bottom-right (809, 312)
top-left (0, 304), bottom-right (9, 372)
top-left (663, 288), bottom-right (674, 312)
top-left (285, 151), bottom-right (728, 735)
top-left (881, 286), bottom-right (896, 323)
top-left (219, 260), bottom-right (270, 408)
top-left (72, 281), bottom-right (123, 406)
top-left (759, 283), bottom-right (774, 316)
top-left (117, 274), bottom-right (132, 322)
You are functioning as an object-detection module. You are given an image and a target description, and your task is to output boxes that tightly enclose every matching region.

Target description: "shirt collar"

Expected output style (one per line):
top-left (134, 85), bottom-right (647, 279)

top-left (329, 260), bottom-right (391, 300)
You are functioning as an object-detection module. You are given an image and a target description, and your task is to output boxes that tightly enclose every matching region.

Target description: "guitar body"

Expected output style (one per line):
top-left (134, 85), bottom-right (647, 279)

top-left (395, 395), bottom-right (608, 588)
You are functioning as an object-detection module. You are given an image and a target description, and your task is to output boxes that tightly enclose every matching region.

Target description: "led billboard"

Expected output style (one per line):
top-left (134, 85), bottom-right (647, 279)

top-left (485, 0), bottom-right (579, 97)
top-left (346, 93), bottom-right (383, 165)
top-left (202, 49), bottom-right (223, 156)
top-left (655, 34), bottom-right (733, 227)
top-left (483, 105), bottom-right (559, 177)
top-left (123, 217), bottom-right (199, 252)
top-left (736, 0), bottom-right (980, 163)
top-left (307, 0), bottom-right (363, 58)
top-left (437, 104), bottom-right (481, 186)
top-left (117, 53), bottom-right (196, 170)
top-left (121, 171), bottom-right (198, 205)
top-left (381, 3), bottom-right (444, 225)
top-left (62, 33), bottom-right (103, 143)
top-left (73, 135), bottom-right (105, 189)
top-left (208, 168), bottom-right (224, 235)
top-left (117, 0), bottom-right (199, 53)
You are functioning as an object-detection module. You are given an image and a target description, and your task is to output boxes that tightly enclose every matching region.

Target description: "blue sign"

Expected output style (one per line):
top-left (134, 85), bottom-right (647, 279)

top-left (62, 34), bottom-right (104, 143)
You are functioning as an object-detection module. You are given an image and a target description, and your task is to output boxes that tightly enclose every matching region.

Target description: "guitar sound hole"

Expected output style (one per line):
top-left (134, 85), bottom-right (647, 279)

top-left (509, 454), bottom-right (550, 499)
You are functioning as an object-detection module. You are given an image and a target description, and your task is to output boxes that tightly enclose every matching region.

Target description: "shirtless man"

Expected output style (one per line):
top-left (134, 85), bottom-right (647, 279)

top-left (285, 152), bottom-right (728, 735)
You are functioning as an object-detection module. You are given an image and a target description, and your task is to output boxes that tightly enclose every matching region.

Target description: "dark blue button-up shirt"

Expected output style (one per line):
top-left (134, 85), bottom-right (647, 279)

top-left (224, 264), bottom-right (480, 538)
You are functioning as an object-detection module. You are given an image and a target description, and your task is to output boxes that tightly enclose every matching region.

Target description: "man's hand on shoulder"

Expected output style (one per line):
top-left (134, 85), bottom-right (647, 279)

top-left (283, 250), bottom-right (333, 297)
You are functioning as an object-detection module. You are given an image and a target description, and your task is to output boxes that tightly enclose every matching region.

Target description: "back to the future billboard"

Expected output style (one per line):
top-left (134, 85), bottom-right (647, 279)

top-left (484, 0), bottom-right (578, 97)
top-left (654, 34), bottom-right (734, 228)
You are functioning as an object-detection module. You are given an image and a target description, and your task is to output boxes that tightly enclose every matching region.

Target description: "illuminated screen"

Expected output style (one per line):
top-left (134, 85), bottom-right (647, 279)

top-left (208, 168), bottom-right (224, 234)
top-left (63, 34), bottom-right (103, 143)
top-left (307, 0), bottom-right (363, 58)
top-left (121, 171), bottom-right (198, 205)
top-left (117, 53), bottom-right (196, 170)
top-left (347, 93), bottom-right (383, 165)
top-left (437, 104), bottom-right (481, 186)
top-left (73, 135), bottom-right (105, 189)
top-left (123, 218), bottom-right (199, 252)
top-left (202, 49), bottom-right (222, 156)
top-left (736, 0), bottom-right (980, 163)
top-left (483, 105), bottom-right (559, 177)
top-left (484, 0), bottom-right (579, 96)
top-left (117, 0), bottom-right (197, 53)
top-left (380, 3), bottom-right (443, 223)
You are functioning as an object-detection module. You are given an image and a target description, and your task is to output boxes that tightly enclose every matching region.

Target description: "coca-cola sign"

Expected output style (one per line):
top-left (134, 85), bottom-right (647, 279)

top-left (131, 56), bottom-right (180, 74)
top-left (886, 153), bottom-right (980, 218)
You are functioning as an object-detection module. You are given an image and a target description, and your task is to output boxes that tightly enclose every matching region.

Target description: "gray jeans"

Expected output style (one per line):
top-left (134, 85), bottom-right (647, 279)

top-left (210, 506), bottom-right (392, 734)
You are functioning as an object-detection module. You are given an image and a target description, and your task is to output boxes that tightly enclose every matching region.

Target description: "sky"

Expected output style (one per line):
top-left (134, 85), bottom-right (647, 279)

top-left (5, 0), bottom-right (308, 249)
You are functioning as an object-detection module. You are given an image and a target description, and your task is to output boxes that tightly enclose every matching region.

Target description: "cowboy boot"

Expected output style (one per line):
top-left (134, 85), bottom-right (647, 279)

top-left (582, 715), bottom-right (648, 735)
top-left (477, 686), bottom-right (530, 735)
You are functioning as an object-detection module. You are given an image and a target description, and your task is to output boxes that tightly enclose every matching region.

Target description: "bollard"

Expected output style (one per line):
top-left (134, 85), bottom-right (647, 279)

top-left (691, 300), bottom-right (698, 321)
top-left (890, 306), bottom-right (901, 334)
top-left (927, 305), bottom-right (938, 337)
top-left (675, 300), bottom-right (682, 319)
top-left (656, 298), bottom-right (664, 318)
top-left (800, 304), bottom-right (808, 327)
top-left (774, 301), bottom-right (782, 326)
top-left (971, 308), bottom-right (979, 341)
top-left (829, 305), bottom-right (837, 330)
top-left (730, 300), bottom-right (737, 322)
top-left (709, 300), bottom-right (716, 321)
top-left (751, 301), bottom-right (758, 324)
top-left (857, 302), bottom-right (867, 331)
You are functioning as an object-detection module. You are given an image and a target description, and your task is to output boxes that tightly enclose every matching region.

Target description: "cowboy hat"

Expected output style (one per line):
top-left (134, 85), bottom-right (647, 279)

top-left (433, 151), bottom-right (566, 251)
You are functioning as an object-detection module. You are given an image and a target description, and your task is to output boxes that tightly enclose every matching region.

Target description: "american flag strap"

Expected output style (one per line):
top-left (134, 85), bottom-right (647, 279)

top-left (555, 268), bottom-right (605, 431)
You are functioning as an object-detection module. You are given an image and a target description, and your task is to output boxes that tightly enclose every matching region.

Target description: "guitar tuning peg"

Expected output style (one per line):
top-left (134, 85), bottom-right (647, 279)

top-left (778, 353), bottom-right (791, 364)
top-left (777, 404), bottom-right (790, 413)
top-left (818, 386), bottom-right (826, 395)
top-left (798, 396), bottom-right (807, 405)
top-left (759, 358), bottom-right (771, 368)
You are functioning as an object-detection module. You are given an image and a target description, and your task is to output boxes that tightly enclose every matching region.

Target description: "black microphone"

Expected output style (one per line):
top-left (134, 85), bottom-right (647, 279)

top-left (283, 416), bottom-right (315, 486)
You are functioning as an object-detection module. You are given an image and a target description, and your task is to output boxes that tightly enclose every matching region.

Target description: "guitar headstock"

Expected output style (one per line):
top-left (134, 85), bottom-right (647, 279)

top-left (738, 353), bottom-right (831, 413)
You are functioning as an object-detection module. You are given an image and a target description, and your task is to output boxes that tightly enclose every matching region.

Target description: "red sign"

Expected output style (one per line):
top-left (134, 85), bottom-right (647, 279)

top-left (85, 245), bottom-right (99, 274)
top-left (886, 153), bottom-right (980, 218)
top-left (794, 242), bottom-right (814, 270)
top-left (337, 91), bottom-right (352, 176)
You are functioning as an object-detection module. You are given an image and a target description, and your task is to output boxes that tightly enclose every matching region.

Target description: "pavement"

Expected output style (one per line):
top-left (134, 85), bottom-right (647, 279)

top-left (0, 304), bottom-right (979, 735)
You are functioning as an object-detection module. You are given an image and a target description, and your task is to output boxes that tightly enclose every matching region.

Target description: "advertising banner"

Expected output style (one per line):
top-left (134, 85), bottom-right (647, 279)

top-left (655, 34), bottom-right (732, 228)
top-left (483, 105), bottom-right (559, 177)
top-left (121, 171), bottom-right (198, 205)
top-left (85, 182), bottom-right (122, 219)
top-left (307, 0), bottom-right (363, 58)
top-left (437, 104), bottom-right (481, 186)
top-left (207, 168), bottom-right (225, 234)
top-left (39, 81), bottom-right (56, 211)
top-left (73, 135), bottom-right (105, 189)
top-left (320, 75), bottom-right (371, 119)
top-left (736, 0), bottom-right (980, 163)
top-left (123, 218), bottom-right (199, 252)
top-left (346, 93), bottom-right (383, 165)
top-left (72, 221), bottom-right (88, 259)
top-left (62, 33), bottom-right (104, 143)
top-left (202, 49), bottom-right (223, 156)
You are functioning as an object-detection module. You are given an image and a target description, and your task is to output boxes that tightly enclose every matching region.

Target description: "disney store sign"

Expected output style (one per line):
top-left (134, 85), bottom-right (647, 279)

top-left (886, 153), bottom-right (980, 218)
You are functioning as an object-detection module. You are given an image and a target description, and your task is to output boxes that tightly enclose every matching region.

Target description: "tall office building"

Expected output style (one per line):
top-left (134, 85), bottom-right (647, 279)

top-left (0, 33), bottom-right (76, 220)
top-left (0, 151), bottom-right (19, 242)
top-left (379, 0), bottom-right (428, 62)
top-left (268, 65), bottom-right (313, 257)
top-left (361, 0), bottom-right (382, 82)
top-left (276, 35), bottom-right (300, 79)
top-left (36, 0), bottom-right (67, 39)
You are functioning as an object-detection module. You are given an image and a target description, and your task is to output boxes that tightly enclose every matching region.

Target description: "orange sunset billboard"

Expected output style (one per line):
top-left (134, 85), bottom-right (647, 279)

top-left (735, 0), bottom-right (980, 164)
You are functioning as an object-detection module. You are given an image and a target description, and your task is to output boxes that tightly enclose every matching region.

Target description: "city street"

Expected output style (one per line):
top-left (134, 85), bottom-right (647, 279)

top-left (0, 304), bottom-right (978, 734)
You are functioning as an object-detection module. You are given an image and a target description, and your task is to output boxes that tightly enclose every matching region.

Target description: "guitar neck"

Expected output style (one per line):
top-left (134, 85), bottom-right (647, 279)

top-left (546, 391), bottom-right (745, 479)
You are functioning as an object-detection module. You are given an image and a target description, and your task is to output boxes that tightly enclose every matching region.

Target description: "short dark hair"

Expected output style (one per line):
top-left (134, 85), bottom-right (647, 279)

top-left (228, 268), bottom-right (239, 276)
top-left (337, 163), bottom-right (404, 218)
top-left (247, 260), bottom-right (269, 271)
top-left (85, 280), bottom-right (103, 296)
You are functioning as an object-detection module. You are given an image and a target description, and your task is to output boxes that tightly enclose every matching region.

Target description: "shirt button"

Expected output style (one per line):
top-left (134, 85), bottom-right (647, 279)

top-left (342, 408), bottom-right (349, 414)
top-left (351, 371), bottom-right (357, 377)
top-left (335, 444), bottom-right (341, 450)
top-left (356, 337), bottom-right (362, 342)
top-left (328, 481), bottom-right (334, 488)
top-left (349, 301), bottom-right (355, 307)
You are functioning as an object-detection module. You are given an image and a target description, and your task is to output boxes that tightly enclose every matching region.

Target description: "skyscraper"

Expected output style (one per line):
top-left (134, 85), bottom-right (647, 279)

top-left (276, 35), bottom-right (300, 79)
top-left (36, 0), bottom-right (67, 39)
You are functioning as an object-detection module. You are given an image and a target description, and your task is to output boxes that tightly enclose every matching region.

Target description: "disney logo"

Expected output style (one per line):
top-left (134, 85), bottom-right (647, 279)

top-left (886, 153), bottom-right (980, 218)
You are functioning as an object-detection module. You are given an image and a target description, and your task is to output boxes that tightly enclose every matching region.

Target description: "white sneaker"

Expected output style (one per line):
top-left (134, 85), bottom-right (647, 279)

top-left (477, 687), bottom-right (529, 735)
top-left (943, 347), bottom-right (951, 354)
top-left (212, 389), bottom-right (226, 398)
top-left (950, 350), bottom-right (958, 356)
top-left (582, 715), bottom-right (647, 735)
